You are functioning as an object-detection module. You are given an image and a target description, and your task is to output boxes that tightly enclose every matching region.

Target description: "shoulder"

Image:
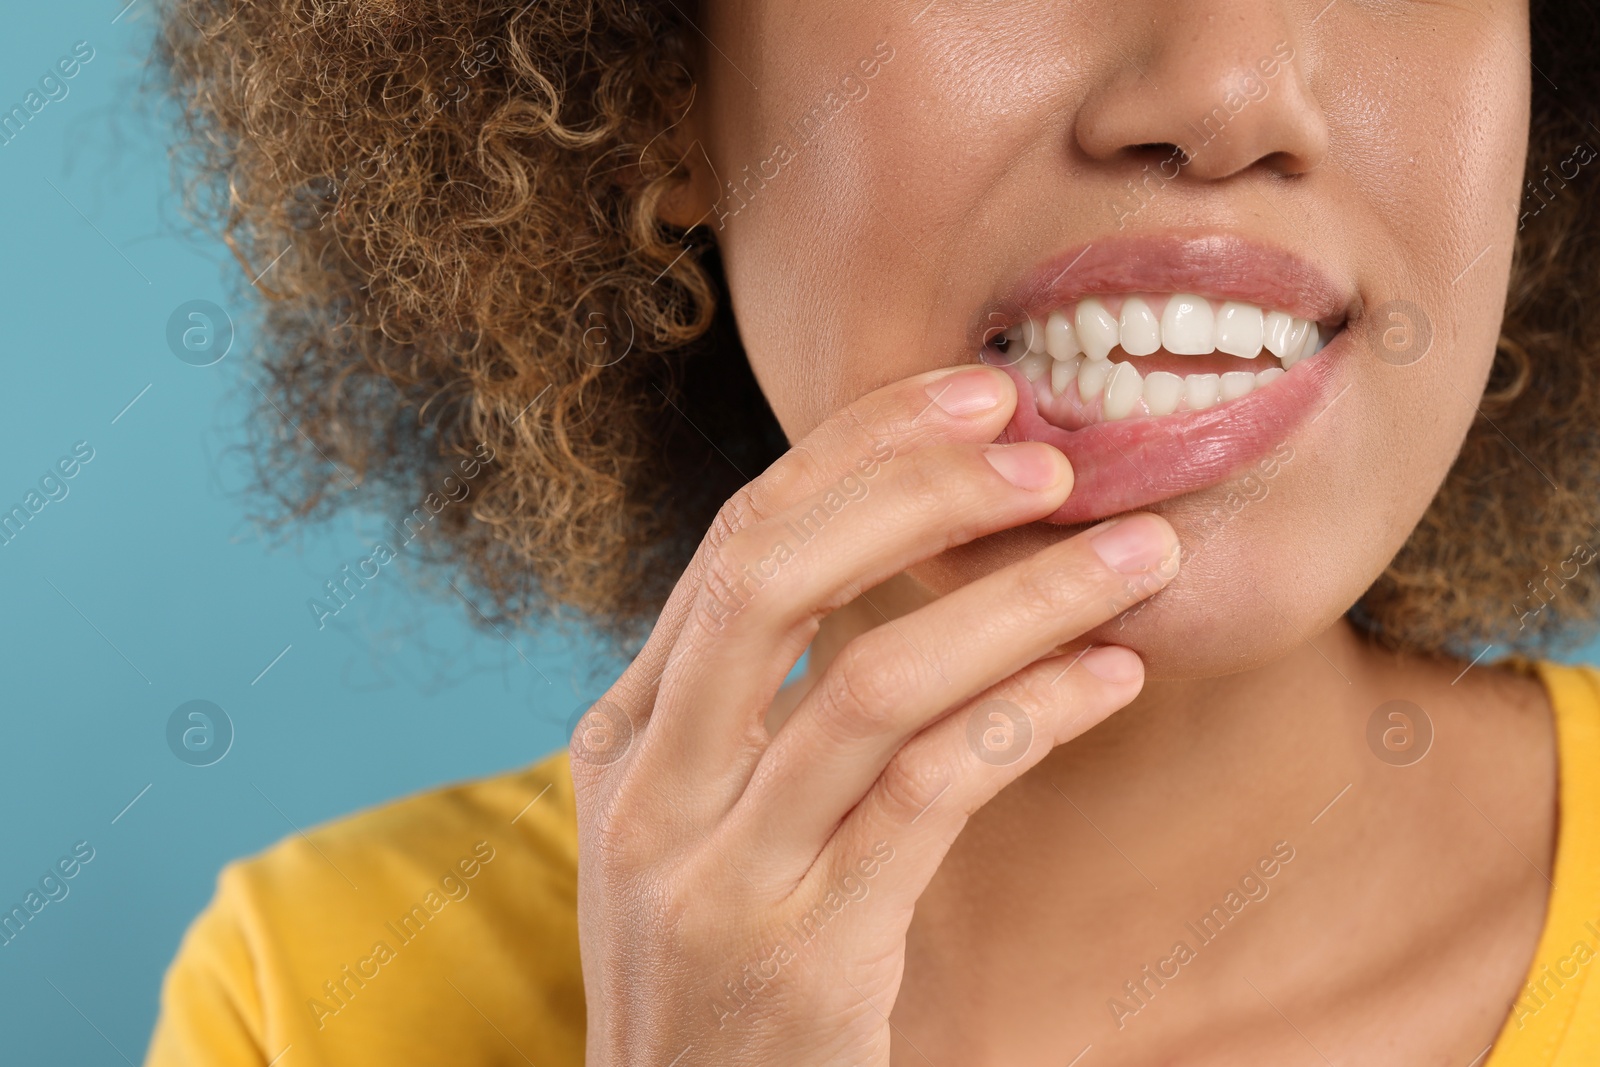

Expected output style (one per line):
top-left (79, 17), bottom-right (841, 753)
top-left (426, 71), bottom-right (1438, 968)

top-left (1530, 659), bottom-right (1600, 779)
top-left (147, 751), bottom-right (585, 1067)
top-left (217, 747), bottom-right (580, 937)
top-left (1487, 661), bottom-right (1600, 1066)
top-left (1535, 659), bottom-right (1600, 723)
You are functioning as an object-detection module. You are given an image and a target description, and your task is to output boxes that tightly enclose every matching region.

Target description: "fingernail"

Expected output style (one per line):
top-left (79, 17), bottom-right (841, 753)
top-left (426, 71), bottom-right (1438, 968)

top-left (1079, 645), bottom-right (1143, 684)
top-left (983, 442), bottom-right (1064, 490)
top-left (1090, 514), bottom-right (1177, 574)
top-left (926, 368), bottom-right (1004, 417)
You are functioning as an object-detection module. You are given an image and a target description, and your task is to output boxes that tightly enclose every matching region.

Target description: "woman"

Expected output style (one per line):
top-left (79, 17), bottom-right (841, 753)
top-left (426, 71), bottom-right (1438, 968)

top-left (149, 0), bottom-right (1600, 1063)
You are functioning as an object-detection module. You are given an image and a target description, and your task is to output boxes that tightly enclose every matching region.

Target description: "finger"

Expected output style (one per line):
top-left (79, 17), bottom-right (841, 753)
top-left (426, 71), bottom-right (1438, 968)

top-left (633, 437), bottom-right (1075, 809)
top-left (727, 514), bottom-right (1178, 872)
top-left (594, 365), bottom-right (1020, 735)
top-left (807, 644), bottom-right (1147, 923)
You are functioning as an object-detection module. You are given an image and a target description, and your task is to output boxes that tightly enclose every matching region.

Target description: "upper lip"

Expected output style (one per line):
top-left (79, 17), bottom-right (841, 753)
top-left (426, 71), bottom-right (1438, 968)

top-left (978, 229), bottom-right (1356, 347)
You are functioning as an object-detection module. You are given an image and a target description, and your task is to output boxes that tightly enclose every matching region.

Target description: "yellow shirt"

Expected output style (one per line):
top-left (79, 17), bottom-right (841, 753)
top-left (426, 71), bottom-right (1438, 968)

top-left (146, 662), bottom-right (1600, 1066)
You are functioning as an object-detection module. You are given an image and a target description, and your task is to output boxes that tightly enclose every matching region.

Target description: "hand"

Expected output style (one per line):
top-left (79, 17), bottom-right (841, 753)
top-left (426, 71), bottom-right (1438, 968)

top-left (573, 363), bottom-right (1180, 1065)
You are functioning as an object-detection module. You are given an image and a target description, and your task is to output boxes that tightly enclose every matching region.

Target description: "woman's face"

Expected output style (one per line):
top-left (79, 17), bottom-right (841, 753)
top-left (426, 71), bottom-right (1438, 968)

top-left (678, 0), bottom-right (1530, 676)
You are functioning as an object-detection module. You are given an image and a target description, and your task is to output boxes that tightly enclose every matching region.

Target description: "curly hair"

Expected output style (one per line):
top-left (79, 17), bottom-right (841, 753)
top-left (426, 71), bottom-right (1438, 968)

top-left (155, 0), bottom-right (1600, 658)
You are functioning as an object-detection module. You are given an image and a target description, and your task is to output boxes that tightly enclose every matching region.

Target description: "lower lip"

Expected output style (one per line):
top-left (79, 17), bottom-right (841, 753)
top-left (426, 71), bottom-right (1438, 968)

top-left (987, 336), bottom-right (1343, 524)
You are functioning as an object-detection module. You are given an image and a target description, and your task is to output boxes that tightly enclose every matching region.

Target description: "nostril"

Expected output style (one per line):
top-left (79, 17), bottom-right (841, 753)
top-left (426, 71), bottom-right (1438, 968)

top-left (1132, 141), bottom-right (1190, 166)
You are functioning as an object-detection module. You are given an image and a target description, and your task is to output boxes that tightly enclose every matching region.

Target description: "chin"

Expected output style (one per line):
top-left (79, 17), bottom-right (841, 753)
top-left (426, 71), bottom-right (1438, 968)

top-left (1080, 577), bottom-right (1325, 681)
top-left (916, 482), bottom-right (1389, 682)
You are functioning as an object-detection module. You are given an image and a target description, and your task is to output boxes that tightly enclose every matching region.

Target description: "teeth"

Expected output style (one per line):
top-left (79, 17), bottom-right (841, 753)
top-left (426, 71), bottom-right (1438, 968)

top-left (1118, 297), bottom-right (1161, 356)
top-left (1142, 371), bottom-right (1184, 416)
top-left (1186, 372), bottom-right (1221, 411)
top-left (1281, 318), bottom-right (1311, 361)
top-left (1009, 293), bottom-right (1336, 420)
top-left (1050, 355), bottom-right (1081, 396)
top-left (1214, 302), bottom-right (1264, 358)
top-left (1043, 359), bottom-right (1302, 419)
top-left (1161, 293), bottom-right (1215, 356)
top-left (1262, 310), bottom-right (1296, 358)
top-left (1102, 362), bottom-right (1144, 420)
top-left (1077, 355), bottom-right (1114, 402)
top-left (1019, 298), bottom-right (1323, 366)
top-left (1045, 310), bottom-right (1081, 360)
top-left (1016, 350), bottom-right (1052, 383)
top-left (1281, 322), bottom-right (1318, 370)
top-left (1075, 298), bottom-right (1119, 361)
top-left (1219, 370), bottom-right (1256, 401)
top-left (1024, 317), bottom-right (1048, 354)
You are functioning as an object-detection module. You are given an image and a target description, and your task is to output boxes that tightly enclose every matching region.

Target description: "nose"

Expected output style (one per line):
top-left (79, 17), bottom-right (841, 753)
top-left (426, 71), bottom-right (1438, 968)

top-left (1074, 3), bottom-right (1329, 182)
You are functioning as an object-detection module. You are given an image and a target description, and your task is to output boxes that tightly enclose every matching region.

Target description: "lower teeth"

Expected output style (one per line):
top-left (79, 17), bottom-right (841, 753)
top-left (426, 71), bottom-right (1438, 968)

top-left (1008, 329), bottom-right (1332, 422)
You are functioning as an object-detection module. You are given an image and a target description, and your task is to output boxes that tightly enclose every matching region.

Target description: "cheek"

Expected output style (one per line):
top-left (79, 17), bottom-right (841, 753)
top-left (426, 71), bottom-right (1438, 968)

top-left (1325, 20), bottom-right (1528, 371)
top-left (707, 8), bottom-right (1051, 441)
top-left (1323, 22), bottom-right (1528, 531)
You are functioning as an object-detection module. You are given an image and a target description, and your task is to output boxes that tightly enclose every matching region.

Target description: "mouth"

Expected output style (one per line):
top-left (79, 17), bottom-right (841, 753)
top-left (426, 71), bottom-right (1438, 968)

top-left (980, 234), bottom-right (1353, 525)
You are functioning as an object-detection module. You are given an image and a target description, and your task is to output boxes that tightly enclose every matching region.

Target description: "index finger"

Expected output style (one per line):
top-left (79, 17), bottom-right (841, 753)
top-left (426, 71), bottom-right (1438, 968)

top-left (606, 362), bottom-right (1023, 718)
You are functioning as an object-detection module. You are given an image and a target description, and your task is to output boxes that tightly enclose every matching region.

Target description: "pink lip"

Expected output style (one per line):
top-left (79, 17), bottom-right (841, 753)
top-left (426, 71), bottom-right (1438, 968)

top-left (981, 232), bottom-right (1355, 524)
top-left (985, 232), bottom-right (1351, 336)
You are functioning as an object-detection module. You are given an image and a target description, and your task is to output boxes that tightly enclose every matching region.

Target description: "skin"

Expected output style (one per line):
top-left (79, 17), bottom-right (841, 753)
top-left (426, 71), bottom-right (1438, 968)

top-left (578, 1), bottom-right (1555, 1063)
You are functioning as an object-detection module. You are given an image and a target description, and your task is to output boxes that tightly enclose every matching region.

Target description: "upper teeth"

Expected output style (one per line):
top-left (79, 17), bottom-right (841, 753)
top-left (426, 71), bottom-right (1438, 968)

top-left (1004, 294), bottom-right (1331, 421)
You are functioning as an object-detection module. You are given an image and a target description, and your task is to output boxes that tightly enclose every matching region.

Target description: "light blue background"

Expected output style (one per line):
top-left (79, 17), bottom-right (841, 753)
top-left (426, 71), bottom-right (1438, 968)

top-left (0, 4), bottom-right (1591, 1066)
top-left (0, 6), bottom-right (623, 1063)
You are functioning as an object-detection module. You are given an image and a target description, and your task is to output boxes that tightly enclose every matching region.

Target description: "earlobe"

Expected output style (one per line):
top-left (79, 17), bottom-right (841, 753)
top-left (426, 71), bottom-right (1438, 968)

top-left (644, 85), bottom-right (720, 231)
top-left (655, 137), bottom-right (721, 230)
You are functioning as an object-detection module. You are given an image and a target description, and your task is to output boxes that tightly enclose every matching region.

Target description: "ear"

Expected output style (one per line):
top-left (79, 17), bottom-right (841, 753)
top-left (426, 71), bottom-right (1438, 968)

top-left (656, 140), bottom-right (720, 230)
top-left (644, 84), bottom-right (721, 231)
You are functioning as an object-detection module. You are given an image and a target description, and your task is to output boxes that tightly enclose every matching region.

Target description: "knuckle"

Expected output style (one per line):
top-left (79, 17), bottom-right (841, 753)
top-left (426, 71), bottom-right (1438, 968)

top-left (1086, 565), bottom-right (1164, 618)
top-left (705, 486), bottom-right (768, 552)
top-left (832, 397), bottom-right (884, 448)
top-left (699, 536), bottom-right (749, 598)
top-left (1013, 545), bottom-right (1137, 621)
top-left (1011, 566), bottom-right (1089, 621)
top-left (886, 452), bottom-right (947, 515)
top-left (875, 749), bottom-right (951, 825)
top-left (811, 638), bottom-right (918, 741)
top-left (688, 585), bottom-right (739, 638)
top-left (840, 381), bottom-right (925, 444)
top-left (690, 527), bottom-right (794, 634)
top-left (1001, 669), bottom-right (1059, 711)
